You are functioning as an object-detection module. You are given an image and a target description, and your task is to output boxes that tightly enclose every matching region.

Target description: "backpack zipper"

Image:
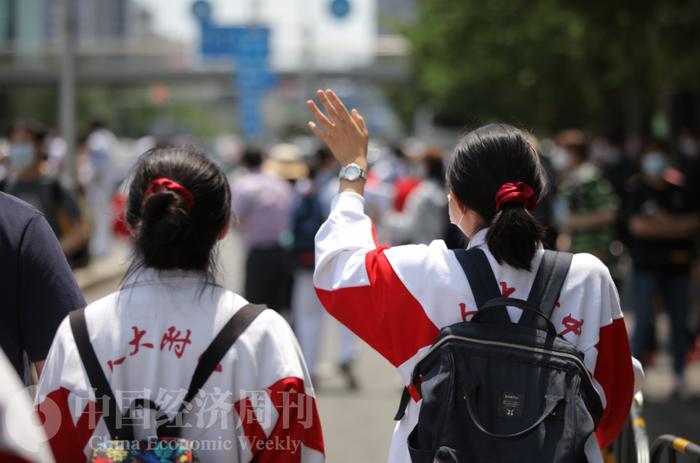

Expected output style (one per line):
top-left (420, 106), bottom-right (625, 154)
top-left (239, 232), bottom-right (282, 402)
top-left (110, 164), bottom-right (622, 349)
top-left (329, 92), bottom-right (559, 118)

top-left (416, 334), bottom-right (596, 391)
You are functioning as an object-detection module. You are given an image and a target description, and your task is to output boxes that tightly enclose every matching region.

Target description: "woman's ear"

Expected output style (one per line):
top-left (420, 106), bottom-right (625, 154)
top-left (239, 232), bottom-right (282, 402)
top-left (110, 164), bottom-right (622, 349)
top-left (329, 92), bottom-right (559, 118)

top-left (218, 224), bottom-right (230, 241)
top-left (448, 189), bottom-right (467, 215)
top-left (127, 222), bottom-right (136, 239)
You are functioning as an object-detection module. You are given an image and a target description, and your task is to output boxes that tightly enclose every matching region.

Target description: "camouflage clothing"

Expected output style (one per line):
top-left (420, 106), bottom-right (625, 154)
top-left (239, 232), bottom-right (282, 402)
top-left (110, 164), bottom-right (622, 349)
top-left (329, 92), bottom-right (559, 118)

top-left (559, 163), bottom-right (618, 259)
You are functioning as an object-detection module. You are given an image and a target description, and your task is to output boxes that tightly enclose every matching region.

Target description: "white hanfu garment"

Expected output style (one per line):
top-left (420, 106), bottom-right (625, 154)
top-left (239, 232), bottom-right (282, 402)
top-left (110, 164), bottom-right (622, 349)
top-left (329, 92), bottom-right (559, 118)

top-left (35, 269), bottom-right (324, 463)
top-left (314, 192), bottom-right (641, 463)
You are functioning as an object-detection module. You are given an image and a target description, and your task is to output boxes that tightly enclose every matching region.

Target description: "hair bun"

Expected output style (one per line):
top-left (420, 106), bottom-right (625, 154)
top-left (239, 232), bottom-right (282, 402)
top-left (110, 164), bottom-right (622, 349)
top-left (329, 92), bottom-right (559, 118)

top-left (139, 190), bottom-right (190, 245)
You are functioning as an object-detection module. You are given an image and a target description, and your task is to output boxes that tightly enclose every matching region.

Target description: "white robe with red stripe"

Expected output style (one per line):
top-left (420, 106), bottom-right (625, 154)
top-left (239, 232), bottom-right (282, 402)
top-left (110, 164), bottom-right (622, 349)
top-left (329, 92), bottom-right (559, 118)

top-left (34, 270), bottom-right (324, 463)
top-left (314, 192), bottom-right (638, 463)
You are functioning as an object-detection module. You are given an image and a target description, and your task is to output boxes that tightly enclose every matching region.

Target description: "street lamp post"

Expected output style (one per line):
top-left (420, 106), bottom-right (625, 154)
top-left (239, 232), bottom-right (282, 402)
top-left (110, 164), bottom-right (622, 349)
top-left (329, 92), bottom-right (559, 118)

top-left (59, 0), bottom-right (77, 189)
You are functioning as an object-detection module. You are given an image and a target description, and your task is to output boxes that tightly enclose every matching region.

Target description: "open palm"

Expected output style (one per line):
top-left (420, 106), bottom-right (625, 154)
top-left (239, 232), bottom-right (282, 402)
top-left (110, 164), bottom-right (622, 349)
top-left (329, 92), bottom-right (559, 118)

top-left (306, 89), bottom-right (369, 168)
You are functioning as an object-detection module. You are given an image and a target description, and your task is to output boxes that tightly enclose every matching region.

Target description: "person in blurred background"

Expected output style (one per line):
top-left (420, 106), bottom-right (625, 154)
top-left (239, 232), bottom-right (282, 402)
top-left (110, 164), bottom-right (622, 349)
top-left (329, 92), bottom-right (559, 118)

top-left (292, 146), bottom-right (358, 389)
top-left (553, 129), bottom-right (618, 261)
top-left (529, 136), bottom-right (559, 250)
top-left (85, 117), bottom-right (117, 258)
top-left (0, 189), bottom-right (85, 383)
top-left (232, 145), bottom-right (296, 314)
top-left (625, 142), bottom-right (699, 399)
top-left (1, 119), bottom-right (90, 267)
top-left (382, 146), bottom-right (448, 245)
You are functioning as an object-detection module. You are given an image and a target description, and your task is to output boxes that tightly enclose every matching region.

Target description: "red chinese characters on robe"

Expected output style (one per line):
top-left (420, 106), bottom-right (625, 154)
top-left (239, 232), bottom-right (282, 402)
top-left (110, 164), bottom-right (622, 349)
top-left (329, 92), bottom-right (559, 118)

top-left (459, 303), bottom-right (476, 322)
top-left (128, 326), bottom-right (154, 356)
top-left (161, 326), bottom-right (192, 358)
top-left (560, 314), bottom-right (584, 336)
top-left (107, 356), bottom-right (126, 371)
top-left (500, 282), bottom-right (516, 297)
top-left (107, 325), bottom-right (194, 370)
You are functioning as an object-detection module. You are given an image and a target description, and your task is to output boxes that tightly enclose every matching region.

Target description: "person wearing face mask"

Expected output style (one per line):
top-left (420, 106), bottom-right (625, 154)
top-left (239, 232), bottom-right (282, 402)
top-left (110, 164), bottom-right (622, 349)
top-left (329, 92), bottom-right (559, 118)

top-left (0, 119), bottom-right (90, 267)
top-left (307, 90), bottom-right (641, 463)
top-left (552, 130), bottom-right (618, 262)
top-left (624, 142), bottom-right (700, 399)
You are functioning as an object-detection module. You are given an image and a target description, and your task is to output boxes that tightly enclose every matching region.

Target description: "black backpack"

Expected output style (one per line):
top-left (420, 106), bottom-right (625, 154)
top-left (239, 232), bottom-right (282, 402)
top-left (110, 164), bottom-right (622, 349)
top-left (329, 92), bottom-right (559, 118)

top-left (395, 248), bottom-right (603, 463)
top-left (292, 189), bottom-right (326, 269)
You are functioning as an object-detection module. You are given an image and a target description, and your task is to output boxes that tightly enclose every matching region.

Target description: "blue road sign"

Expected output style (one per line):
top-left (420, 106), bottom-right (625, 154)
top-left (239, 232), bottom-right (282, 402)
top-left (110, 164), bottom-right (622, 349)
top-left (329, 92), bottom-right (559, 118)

top-left (330, 0), bottom-right (351, 19)
top-left (200, 26), bottom-right (238, 57)
top-left (191, 0), bottom-right (212, 23)
top-left (192, 1), bottom-right (276, 139)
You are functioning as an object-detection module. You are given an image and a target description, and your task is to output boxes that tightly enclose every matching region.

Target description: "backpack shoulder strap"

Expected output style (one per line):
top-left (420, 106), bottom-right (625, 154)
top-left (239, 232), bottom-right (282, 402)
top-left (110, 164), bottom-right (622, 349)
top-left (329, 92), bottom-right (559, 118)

top-left (162, 304), bottom-right (267, 434)
top-left (521, 250), bottom-right (573, 325)
top-left (454, 248), bottom-right (510, 324)
top-left (69, 308), bottom-right (132, 440)
top-left (396, 249), bottom-right (511, 422)
top-left (453, 248), bottom-right (503, 308)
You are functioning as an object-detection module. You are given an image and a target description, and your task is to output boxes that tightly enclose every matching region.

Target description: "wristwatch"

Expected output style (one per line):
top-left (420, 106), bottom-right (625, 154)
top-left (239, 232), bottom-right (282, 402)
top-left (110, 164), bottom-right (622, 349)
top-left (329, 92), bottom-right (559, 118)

top-left (339, 163), bottom-right (368, 182)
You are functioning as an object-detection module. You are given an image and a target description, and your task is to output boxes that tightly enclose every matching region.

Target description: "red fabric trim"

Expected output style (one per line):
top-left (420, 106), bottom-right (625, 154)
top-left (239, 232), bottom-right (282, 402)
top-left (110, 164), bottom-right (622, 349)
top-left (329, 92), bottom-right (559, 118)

top-left (0, 451), bottom-right (33, 463)
top-left (36, 387), bottom-right (100, 463)
top-left (593, 318), bottom-right (634, 449)
top-left (316, 246), bottom-right (440, 368)
top-left (234, 377), bottom-right (324, 462)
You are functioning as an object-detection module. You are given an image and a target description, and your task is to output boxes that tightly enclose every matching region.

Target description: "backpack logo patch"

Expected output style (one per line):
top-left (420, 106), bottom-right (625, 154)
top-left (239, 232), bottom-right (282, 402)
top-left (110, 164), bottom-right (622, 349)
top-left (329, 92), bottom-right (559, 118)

top-left (498, 391), bottom-right (524, 419)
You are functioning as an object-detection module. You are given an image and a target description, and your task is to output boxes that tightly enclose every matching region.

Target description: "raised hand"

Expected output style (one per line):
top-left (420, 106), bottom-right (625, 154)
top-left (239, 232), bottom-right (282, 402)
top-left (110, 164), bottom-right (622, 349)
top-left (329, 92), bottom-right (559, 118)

top-left (306, 89), bottom-right (369, 169)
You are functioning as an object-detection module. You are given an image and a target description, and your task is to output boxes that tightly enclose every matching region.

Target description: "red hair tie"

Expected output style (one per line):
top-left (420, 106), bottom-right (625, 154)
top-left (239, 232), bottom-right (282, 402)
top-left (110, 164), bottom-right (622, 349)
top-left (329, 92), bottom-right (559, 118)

top-left (495, 182), bottom-right (538, 212)
top-left (142, 178), bottom-right (195, 209)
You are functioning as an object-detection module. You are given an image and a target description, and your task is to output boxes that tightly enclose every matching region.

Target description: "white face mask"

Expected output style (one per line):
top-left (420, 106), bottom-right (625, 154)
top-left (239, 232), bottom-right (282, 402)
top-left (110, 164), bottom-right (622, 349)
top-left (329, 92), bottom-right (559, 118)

top-left (550, 147), bottom-right (572, 172)
top-left (8, 142), bottom-right (36, 171)
top-left (641, 153), bottom-right (668, 178)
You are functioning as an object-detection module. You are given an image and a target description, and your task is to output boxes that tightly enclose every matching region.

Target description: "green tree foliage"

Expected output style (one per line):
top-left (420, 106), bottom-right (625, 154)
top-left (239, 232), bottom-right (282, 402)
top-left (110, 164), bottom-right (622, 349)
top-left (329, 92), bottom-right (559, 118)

top-left (406, 0), bottom-right (700, 133)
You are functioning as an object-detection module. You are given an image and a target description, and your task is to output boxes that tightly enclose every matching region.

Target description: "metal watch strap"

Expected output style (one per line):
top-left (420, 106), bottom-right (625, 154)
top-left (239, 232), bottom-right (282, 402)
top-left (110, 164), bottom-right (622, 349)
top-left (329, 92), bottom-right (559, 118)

top-left (339, 163), bottom-right (367, 181)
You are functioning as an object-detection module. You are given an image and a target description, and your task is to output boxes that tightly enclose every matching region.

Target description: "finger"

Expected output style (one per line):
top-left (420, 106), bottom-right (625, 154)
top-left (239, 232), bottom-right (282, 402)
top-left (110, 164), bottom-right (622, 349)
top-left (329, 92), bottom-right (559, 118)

top-left (326, 89), bottom-right (352, 121)
top-left (352, 108), bottom-right (367, 135)
top-left (317, 89), bottom-right (339, 123)
top-left (306, 100), bottom-right (334, 130)
top-left (307, 121), bottom-right (330, 144)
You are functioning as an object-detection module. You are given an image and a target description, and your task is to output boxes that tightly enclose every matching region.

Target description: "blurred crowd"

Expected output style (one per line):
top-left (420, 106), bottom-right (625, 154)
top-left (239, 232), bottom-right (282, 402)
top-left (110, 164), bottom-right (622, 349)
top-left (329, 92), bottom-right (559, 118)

top-left (1, 119), bottom-right (699, 397)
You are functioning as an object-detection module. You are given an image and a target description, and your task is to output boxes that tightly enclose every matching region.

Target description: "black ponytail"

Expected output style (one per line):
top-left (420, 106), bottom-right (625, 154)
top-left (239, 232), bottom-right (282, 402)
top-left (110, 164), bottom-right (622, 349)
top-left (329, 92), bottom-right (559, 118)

top-left (139, 189), bottom-right (192, 267)
top-left (447, 124), bottom-right (546, 270)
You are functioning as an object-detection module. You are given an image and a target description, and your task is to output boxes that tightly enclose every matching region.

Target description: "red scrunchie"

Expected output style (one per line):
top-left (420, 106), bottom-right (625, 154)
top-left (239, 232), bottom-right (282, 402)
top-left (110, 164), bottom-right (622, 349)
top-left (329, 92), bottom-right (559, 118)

top-left (495, 182), bottom-right (538, 212)
top-left (142, 178), bottom-right (195, 209)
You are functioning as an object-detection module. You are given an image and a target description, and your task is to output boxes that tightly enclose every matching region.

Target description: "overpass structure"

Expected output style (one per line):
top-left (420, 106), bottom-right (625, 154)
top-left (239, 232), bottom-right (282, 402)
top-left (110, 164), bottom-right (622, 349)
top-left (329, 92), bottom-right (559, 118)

top-left (0, 37), bottom-right (411, 87)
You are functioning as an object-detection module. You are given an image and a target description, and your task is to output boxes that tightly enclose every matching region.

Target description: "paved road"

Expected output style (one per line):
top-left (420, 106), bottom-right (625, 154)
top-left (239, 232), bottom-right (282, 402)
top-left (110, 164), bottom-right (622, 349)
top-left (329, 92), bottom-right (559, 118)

top-left (83, 233), bottom-right (700, 462)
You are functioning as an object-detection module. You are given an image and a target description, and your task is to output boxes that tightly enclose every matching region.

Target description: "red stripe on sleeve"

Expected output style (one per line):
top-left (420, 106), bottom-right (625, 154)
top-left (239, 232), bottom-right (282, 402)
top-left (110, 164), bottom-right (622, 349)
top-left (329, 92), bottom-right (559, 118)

top-left (36, 387), bottom-right (100, 463)
top-left (316, 246), bottom-right (440, 368)
top-left (593, 317), bottom-right (635, 449)
top-left (0, 451), bottom-right (33, 463)
top-left (234, 377), bottom-right (323, 462)
top-left (260, 377), bottom-right (324, 462)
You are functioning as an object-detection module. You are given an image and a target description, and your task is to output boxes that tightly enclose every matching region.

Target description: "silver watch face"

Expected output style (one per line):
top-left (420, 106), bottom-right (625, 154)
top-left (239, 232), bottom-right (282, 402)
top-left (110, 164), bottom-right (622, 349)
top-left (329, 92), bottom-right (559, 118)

top-left (342, 164), bottom-right (362, 181)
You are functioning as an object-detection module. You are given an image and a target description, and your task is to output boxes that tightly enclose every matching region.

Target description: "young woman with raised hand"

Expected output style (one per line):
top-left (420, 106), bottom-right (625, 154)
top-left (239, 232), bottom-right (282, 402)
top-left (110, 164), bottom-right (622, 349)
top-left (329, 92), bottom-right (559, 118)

top-left (307, 89), bottom-right (640, 462)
